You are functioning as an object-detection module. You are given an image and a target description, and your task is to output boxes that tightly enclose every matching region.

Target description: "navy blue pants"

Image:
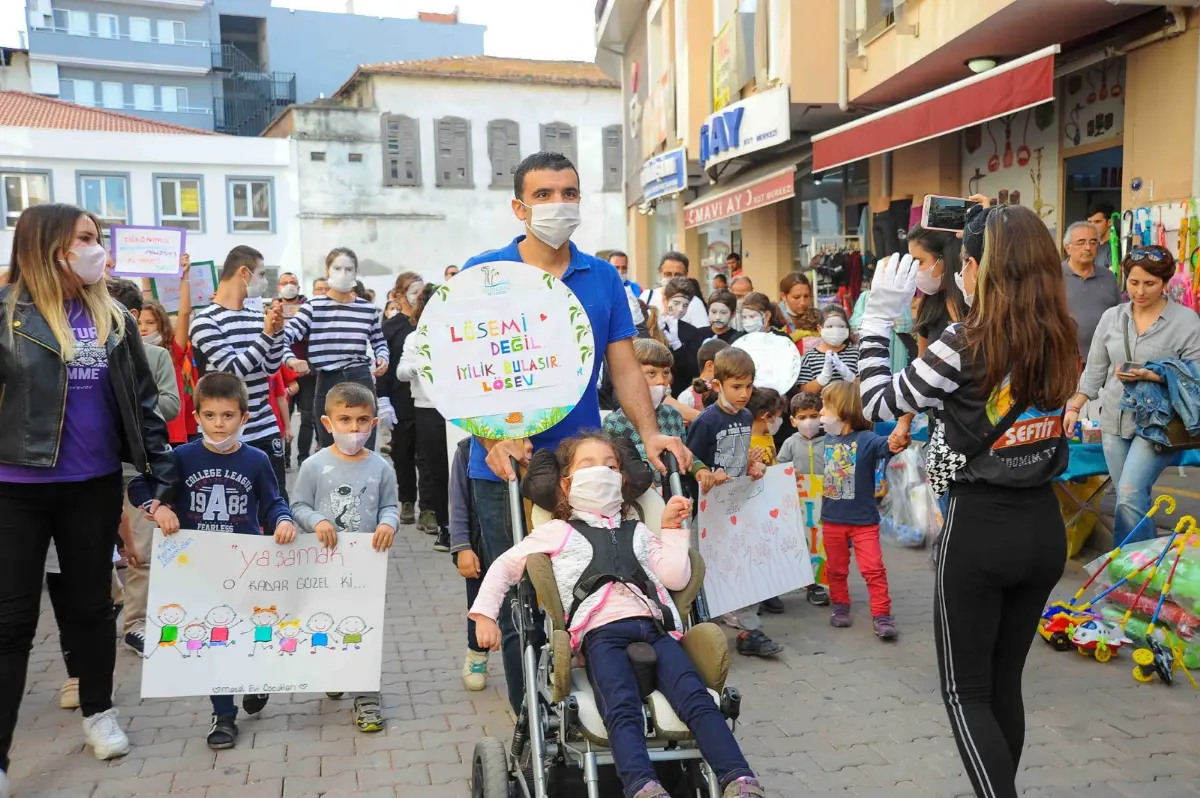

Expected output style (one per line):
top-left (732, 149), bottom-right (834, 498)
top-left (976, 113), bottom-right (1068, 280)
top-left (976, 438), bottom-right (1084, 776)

top-left (583, 618), bottom-right (753, 797)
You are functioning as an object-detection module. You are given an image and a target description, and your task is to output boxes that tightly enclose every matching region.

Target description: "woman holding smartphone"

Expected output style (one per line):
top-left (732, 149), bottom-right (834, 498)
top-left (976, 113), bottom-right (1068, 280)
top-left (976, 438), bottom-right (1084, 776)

top-left (1064, 246), bottom-right (1200, 543)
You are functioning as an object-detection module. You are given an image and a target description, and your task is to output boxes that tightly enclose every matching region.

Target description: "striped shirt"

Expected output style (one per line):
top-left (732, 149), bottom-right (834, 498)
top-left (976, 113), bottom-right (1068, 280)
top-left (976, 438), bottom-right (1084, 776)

top-left (189, 303), bottom-right (286, 442)
top-left (859, 326), bottom-right (963, 421)
top-left (797, 345), bottom-right (860, 388)
top-left (284, 295), bottom-right (388, 372)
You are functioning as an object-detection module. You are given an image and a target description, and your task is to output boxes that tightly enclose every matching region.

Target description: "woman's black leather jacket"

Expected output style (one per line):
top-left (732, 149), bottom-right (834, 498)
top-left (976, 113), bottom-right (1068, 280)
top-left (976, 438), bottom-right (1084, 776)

top-left (0, 288), bottom-right (177, 500)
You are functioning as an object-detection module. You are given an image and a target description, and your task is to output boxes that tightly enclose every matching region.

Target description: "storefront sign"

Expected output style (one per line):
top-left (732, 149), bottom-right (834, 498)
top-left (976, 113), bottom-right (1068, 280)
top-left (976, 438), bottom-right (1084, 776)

top-left (641, 148), bottom-right (687, 201)
top-left (685, 168), bottom-right (795, 228)
top-left (699, 85), bottom-right (790, 170)
top-left (712, 21), bottom-right (736, 112)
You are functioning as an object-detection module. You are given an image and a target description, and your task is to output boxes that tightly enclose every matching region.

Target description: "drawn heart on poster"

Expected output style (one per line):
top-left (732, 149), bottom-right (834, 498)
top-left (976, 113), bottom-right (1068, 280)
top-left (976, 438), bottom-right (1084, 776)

top-left (784, 467), bottom-right (794, 476)
top-left (701, 528), bottom-right (707, 538)
top-left (730, 515), bottom-right (737, 525)
top-left (700, 500), bottom-right (707, 511)
top-left (769, 509), bottom-right (779, 518)
top-left (540, 314), bottom-right (548, 321)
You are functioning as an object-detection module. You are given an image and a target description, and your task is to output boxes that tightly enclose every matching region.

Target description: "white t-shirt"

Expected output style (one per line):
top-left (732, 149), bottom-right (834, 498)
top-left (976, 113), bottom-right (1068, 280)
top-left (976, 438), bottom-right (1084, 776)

top-left (640, 287), bottom-right (709, 328)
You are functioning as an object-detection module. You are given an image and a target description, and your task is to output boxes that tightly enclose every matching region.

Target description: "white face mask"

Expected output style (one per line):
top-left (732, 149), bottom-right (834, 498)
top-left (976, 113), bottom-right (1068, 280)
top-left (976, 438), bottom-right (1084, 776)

top-left (244, 272), bottom-right (269, 299)
top-left (649, 384), bottom-right (669, 408)
top-left (522, 201), bottom-right (581, 249)
top-left (954, 270), bottom-right (973, 307)
top-left (708, 303), bottom-right (731, 329)
top-left (820, 416), bottom-right (845, 436)
top-left (568, 465), bottom-right (624, 518)
top-left (915, 261), bottom-right (942, 295)
top-left (767, 417), bottom-right (783, 435)
top-left (142, 331), bottom-right (162, 347)
top-left (279, 284), bottom-right (299, 300)
top-left (741, 312), bottom-right (765, 333)
top-left (796, 418), bottom-right (822, 439)
top-left (331, 430), bottom-right (371, 456)
top-left (204, 426), bottom-right (242, 453)
top-left (65, 243), bottom-right (108, 285)
top-left (821, 325), bottom-right (849, 346)
top-left (327, 257), bottom-right (357, 293)
top-left (665, 295), bottom-right (689, 319)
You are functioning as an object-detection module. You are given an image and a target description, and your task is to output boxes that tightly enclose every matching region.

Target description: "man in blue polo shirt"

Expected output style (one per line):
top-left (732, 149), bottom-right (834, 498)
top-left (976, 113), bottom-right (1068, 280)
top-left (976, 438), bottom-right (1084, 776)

top-left (462, 151), bottom-right (692, 714)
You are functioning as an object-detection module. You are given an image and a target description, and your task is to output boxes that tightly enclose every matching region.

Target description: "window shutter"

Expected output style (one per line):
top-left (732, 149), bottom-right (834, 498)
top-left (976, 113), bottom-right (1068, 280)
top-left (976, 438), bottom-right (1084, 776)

top-left (488, 120), bottom-right (520, 188)
top-left (540, 123), bottom-right (577, 166)
top-left (382, 114), bottom-right (420, 187)
top-left (436, 117), bottom-right (471, 188)
top-left (602, 124), bottom-right (622, 191)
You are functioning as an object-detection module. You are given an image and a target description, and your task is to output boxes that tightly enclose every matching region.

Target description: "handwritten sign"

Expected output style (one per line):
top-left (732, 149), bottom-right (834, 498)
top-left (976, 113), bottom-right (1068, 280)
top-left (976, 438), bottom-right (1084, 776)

top-left (109, 225), bottom-right (186, 279)
top-left (697, 465), bottom-right (815, 617)
top-left (150, 260), bottom-right (217, 314)
top-left (796, 473), bottom-right (828, 587)
top-left (734, 332), bottom-right (801, 394)
top-left (141, 530), bottom-right (389, 698)
top-left (414, 261), bottom-right (596, 440)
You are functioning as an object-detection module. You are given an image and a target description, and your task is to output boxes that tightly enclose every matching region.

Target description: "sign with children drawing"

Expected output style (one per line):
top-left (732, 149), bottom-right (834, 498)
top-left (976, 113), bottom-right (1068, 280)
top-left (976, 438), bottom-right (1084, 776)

top-left (697, 465), bottom-right (815, 617)
top-left (797, 474), bottom-right (828, 588)
top-left (141, 530), bottom-right (389, 698)
top-left (413, 261), bottom-right (596, 440)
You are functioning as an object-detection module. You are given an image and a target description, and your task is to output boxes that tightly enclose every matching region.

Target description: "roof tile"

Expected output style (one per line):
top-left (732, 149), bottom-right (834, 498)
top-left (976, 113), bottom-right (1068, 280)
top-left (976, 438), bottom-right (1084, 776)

top-left (0, 91), bottom-right (220, 135)
top-left (351, 55), bottom-right (619, 90)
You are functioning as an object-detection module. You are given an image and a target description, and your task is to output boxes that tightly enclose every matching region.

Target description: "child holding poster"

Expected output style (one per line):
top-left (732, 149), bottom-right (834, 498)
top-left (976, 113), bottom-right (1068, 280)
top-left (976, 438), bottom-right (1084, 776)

top-left (817, 380), bottom-right (900, 639)
top-left (684, 349), bottom-right (779, 658)
top-left (131, 372), bottom-right (296, 749)
top-left (777, 392), bottom-right (831, 607)
top-left (290, 382), bottom-right (398, 733)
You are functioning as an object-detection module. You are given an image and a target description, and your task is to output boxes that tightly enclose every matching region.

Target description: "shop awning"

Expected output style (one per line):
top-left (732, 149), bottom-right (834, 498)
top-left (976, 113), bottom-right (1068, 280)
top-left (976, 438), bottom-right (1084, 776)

top-left (684, 151), bottom-right (812, 229)
top-left (811, 44), bottom-right (1059, 174)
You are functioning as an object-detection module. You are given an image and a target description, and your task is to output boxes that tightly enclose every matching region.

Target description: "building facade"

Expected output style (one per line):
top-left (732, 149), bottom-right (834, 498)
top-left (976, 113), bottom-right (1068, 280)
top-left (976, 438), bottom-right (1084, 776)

top-left (597, 0), bottom-right (1200, 304)
top-left (24, 0), bottom-right (485, 135)
top-left (0, 90), bottom-right (299, 276)
top-left (262, 56), bottom-right (627, 298)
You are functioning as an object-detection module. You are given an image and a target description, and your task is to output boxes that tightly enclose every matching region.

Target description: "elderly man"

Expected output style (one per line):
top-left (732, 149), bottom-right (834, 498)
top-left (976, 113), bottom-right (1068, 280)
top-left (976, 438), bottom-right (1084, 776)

top-left (1086, 202), bottom-right (1116, 273)
top-left (640, 251), bottom-right (709, 327)
top-left (1063, 220), bottom-right (1121, 360)
top-left (729, 275), bottom-right (754, 330)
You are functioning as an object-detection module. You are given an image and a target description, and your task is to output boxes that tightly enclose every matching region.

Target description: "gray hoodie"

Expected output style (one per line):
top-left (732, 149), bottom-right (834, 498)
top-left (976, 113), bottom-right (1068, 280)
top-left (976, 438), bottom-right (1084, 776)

top-left (777, 431), bottom-right (825, 476)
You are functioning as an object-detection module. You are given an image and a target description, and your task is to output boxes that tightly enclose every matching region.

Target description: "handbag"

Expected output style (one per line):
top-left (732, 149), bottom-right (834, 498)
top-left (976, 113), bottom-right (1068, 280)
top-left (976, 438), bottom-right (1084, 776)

top-left (925, 401), bottom-right (1028, 497)
top-left (1122, 316), bottom-right (1200, 452)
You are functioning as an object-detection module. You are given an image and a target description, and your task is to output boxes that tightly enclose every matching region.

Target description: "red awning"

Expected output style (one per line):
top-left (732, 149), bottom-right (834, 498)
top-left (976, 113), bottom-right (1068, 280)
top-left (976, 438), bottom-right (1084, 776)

top-left (684, 167), bottom-right (796, 229)
top-left (812, 44), bottom-right (1059, 173)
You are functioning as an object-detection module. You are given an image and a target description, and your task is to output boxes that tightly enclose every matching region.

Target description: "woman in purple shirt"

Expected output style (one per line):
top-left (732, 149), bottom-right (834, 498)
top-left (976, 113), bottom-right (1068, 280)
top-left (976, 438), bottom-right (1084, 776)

top-left (0, 204), bottom-right (177, 791)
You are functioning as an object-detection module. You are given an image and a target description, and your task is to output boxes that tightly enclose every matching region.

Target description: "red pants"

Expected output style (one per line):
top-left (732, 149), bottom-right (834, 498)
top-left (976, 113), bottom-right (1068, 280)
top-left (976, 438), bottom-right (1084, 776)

top-left (823, 522), bottom-right (891, 616)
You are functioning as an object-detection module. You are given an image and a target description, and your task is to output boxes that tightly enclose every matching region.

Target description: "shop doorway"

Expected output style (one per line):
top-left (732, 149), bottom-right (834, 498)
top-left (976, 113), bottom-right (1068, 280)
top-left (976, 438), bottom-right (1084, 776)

top-left (1063, 145), bottom-right (1123, 231)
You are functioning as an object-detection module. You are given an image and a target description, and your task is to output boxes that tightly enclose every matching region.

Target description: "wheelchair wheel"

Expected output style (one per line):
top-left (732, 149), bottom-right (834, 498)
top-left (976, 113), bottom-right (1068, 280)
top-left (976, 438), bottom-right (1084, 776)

top-left (471, 737), bottom-right (511, 798)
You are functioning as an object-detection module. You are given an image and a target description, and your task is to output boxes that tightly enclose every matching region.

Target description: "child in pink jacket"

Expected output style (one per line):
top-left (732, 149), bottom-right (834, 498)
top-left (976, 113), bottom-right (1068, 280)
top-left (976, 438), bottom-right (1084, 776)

top-left (469, 432), bottom-right (765, 798)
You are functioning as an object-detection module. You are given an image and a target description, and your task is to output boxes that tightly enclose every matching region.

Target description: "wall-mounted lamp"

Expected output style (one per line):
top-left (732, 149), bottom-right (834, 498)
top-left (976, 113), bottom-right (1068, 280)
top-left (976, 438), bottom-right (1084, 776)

top-left (965, 57), bottom-right (1000, 74)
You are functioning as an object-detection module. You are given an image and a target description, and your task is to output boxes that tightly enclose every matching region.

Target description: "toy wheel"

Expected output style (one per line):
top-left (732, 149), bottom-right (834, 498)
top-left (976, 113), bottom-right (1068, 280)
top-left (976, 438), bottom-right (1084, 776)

top-left (1050, 632), bottom-right (1071, 652)
top-left (1133, 648), bottom-right (1155, 667)
top-left (471, 738), bottom-right (511, 798)
top-left (1133, 665), bottom-right (1154, 683)
top-left (1095, 646), bottom-right (1113, 663)
top-left (1076, 646), bottom-right (1091, 657)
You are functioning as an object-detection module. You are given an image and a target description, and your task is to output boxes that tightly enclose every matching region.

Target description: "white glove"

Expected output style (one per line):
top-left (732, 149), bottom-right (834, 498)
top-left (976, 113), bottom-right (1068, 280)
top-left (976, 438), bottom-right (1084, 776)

top-left (830, 351), bottom-right (855, 382)
top-left (377, 397), bottom-right (397, 427)
top-left (661, 316), bottom-right (682, 350)
top-left (817, 352), bottom-right (836, 386)
top-left (862, 253), bottom-right (919, 339)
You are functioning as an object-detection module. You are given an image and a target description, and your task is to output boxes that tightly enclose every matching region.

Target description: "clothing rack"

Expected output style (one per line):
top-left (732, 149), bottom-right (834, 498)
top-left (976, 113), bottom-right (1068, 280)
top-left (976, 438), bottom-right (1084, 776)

top-left (803, 236), bottom-right (863, 300)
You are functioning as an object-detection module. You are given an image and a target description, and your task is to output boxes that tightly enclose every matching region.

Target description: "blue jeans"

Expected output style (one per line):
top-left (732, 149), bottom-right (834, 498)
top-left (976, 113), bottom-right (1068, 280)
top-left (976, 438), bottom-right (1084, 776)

top-left (583, 619), bottom-right (753, 797)
top-left (471, 478), bottom-right (542, 714)
top-left (1102, 434), bottom-right (1177, 543)
top-left (211, 695), bottom-right (237, 718)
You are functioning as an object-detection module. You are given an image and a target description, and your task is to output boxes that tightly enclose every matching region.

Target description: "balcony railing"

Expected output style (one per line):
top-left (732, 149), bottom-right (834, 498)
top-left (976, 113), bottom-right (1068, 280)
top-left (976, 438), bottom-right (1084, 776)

top-left (211, 43), bottom-right (262, 73)
top-left (34, 13), bottom-right (208, 46)
top-left (846, 0), bottom-right (912, 61)
top-left (214, 73), bottom-right (296, 136)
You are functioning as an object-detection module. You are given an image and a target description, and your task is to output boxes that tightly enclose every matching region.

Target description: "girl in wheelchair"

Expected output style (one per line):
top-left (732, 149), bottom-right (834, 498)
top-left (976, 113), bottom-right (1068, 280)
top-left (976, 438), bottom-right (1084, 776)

top-left (469, 431), bottom-right (765, 798)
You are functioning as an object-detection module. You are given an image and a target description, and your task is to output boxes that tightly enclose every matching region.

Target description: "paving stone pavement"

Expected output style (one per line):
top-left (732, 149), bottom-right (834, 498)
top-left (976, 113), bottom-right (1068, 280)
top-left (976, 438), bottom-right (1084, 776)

top-left (10, 523), bottom-right (1200, 797)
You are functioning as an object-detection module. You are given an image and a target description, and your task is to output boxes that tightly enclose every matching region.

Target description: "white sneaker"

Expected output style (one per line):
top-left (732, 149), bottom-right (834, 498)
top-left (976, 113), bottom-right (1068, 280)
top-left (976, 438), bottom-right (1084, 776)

top-left (0, 768), bottom-right (8, 798)
top-left (82, 708), bottom-right (130, 760)
top-left (462, 649), bottom-right (489, 691)
top-left (60, 677), bottom-right (79, 710)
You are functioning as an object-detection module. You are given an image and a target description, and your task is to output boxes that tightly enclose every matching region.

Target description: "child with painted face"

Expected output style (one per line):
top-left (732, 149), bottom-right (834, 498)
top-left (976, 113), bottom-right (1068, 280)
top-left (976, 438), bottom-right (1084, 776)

top-left (777, 392), bottom-right (832, 608)
top-left (290, 382), bottom-right (397, 733)
top-left (659, 277), bottom-right (707, 395)
top-left (127, 372), bottom-right (295, 749)
top-left (736, 292), bottom-right (788, 338)
top-left (798, 306), bottom-right (859, 393)
top-left (284, 247), bottom-right (390, 450)
top-left (704, 289), bottom-right (744, 344)
top-left (469, 432), bottom-right (767, 798)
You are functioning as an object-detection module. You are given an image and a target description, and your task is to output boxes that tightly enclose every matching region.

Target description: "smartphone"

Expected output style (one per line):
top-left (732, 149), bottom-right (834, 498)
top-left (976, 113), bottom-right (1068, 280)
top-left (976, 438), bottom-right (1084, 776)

top-left (1120, 361), bottom-right (1144, 373)
top-left (921, 195), bottom-right (979, 233)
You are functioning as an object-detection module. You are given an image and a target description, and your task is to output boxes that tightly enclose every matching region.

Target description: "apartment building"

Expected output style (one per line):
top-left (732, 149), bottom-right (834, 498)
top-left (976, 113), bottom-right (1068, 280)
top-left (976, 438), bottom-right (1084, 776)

top-left (23, 0), bottom-right (485, 135)
top-left (262, 55), bottom-right (627, 296)
top-left (597, 0), bottom-right (1200, 299)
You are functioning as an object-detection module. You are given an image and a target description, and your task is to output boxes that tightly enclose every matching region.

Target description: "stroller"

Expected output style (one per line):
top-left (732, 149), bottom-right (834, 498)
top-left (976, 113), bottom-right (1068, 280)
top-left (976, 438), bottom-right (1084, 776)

top-left (470, 453), bottom-right (743, 798)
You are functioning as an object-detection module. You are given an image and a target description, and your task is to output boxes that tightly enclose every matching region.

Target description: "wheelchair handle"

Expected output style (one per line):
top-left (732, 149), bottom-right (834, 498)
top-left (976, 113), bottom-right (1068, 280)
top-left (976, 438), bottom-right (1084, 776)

top-left (507, 455), bottom-right (528, 546)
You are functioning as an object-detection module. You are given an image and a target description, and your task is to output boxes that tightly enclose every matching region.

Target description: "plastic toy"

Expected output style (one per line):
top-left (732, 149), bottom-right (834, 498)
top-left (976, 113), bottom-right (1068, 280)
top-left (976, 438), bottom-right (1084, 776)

top-left (1129, 518), bottom-right (1199, 689)
top-left (1039, 604), bottom-right (1097, 652)
top-left (1069, 618), bottom-right (1131, 662)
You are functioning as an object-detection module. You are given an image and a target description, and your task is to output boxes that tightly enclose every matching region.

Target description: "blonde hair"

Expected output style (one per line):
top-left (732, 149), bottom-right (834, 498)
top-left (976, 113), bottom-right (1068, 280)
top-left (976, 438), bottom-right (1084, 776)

top-left (820, 380), bottom-right (871, 432)
top-left (6, 204), bottom-right (125, 360)
top-left (278, 618), bottom-right (301, 629)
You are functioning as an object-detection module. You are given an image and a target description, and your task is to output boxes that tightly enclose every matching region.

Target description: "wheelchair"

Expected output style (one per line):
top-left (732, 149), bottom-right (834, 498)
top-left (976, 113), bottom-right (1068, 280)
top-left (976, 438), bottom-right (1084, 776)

top-left (470, 453), bottom-right (742, 798)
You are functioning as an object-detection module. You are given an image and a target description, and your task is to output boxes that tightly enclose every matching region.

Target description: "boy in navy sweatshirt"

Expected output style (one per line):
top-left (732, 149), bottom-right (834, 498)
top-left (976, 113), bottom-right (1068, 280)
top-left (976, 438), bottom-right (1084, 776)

top-left (130, 372), bottom-right (294, 750)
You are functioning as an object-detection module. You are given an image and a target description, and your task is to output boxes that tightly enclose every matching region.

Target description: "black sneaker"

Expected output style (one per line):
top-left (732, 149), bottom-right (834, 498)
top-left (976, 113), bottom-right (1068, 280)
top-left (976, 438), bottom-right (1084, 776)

top-left (242, 694), bottom-right (269, 715)
top-left (760, 596), bottom-right (784, 614)
top-left (206, 715), bottom-right (239, 750)
top-left (433, 528), bottom-right (451, 552)
top-left (124, 628), bottom-right (146, 656)
top-left (736, 630), bottom-right (783, 658)
top-left (400, 502), bottom-right (416, 525)
top-left (807, 585), bottom-right (831, 607)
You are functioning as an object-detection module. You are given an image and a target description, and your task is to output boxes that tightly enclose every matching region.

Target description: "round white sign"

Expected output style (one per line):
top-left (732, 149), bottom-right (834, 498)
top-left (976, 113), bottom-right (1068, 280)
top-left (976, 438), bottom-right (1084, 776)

top-left (733, 332), bottom-right (801, 393)
top-left (413, 261), bottom-right (596, 440)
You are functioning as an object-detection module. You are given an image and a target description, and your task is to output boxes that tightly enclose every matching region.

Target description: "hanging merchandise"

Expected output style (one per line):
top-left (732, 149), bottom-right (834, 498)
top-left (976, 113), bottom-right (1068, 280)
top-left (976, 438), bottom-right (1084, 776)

top-left (987, 121), bottom-right (1000, 172)
top-left (1136, 207), bottom-right (1153, 247)
top-left (1122, 209), bottom-right (1136, 261)
top-left (1086, 68), bottom-right (1098, 104)
top-left (968, 167), bottom-right (986, 196)
top-left (1065, 103), bottom-right (1084, 146)
top-left (965, 124), bottom-right (982, 154)
top-left (1001, 115), bottom-right (1015, 169)
top-left (1110, 60), bottom-right (1124, 99)
top-left (1109, 212), bottom-right (1122, 276)
top-left (1099, 63), bottom-right (1110, 101)
top-left (1030, 147), bottom-right (1054, 224)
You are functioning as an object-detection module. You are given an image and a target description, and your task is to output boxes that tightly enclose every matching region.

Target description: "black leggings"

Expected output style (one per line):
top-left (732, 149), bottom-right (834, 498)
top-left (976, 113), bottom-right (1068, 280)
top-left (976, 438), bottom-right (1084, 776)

top-left (935, 482), bottom-right (1065, 798)
top-left (414, 406), bottom-right (449, 526)
top-left (314, 364), bottom-right (378, 449)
